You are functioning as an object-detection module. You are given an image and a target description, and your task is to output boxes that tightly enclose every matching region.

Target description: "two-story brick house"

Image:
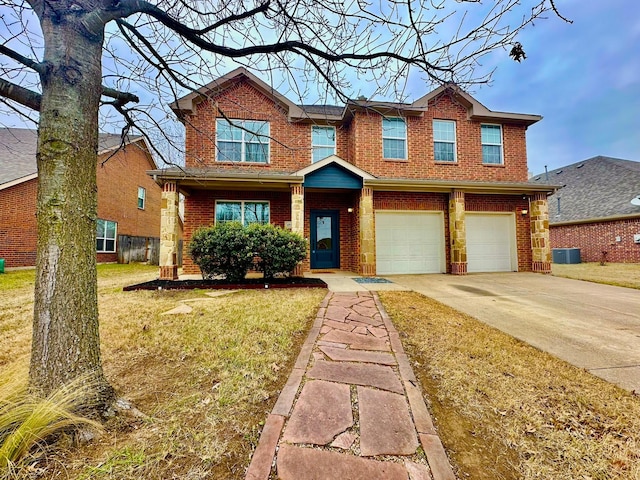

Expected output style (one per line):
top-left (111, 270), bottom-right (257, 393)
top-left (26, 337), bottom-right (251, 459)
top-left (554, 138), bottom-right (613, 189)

top-left (0, 128), bottom-right (163, 267)
top-left (151, 68), bottom-right (555, 280)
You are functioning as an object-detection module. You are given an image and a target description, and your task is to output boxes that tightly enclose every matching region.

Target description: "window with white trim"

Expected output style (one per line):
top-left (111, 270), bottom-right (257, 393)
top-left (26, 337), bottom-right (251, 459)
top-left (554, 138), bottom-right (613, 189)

top-left (137, 186), bottom-right (146, 209)
top-left (433, 120), bottom-right (456, 162)
top-left (216, 119), bottom-right (270, 163)
top-left (311, 126), bottom-right (336, 163)
top-left (382, 117), bottom-right (407, 160)
top-left (215, 201), bottom-right (270, 226)
top-left (481, 124), bottom-right (503, 164)
top-left (97, 219), bottom-right (117, 253)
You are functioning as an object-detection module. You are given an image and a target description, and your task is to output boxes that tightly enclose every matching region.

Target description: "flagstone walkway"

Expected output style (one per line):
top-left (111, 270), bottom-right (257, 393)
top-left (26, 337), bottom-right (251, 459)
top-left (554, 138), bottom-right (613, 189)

top-left (245, 291), bottom-right (456, 480)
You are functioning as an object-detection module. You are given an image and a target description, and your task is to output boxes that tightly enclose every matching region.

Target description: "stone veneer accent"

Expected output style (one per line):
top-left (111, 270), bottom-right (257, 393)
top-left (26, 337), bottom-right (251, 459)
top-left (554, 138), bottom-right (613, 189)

top-left (359, 187), bottom-right (376, 276)
top-left (159, 182), bottom-right (179, 280)
top-left (449, 190), bottom-right (467, 275)
top-left (530, 192), bottom-right (552, 273)
top-left (291, 184), bottom-right (305, 276)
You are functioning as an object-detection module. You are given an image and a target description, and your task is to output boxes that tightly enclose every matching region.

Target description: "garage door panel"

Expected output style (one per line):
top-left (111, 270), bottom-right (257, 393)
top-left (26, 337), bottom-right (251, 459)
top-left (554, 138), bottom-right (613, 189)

top-left (466, 214), bottom-right (516, 273)
top-left (375, 212), bottom-right (445, 275)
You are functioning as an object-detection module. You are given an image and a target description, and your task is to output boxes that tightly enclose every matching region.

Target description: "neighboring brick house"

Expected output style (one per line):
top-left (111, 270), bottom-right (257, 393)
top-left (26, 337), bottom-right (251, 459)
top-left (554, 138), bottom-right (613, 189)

top-left (531, 156), bottom-right (640, 263)
top-left (151, 68), bottom-right (556, 280)
top-left (0, 128), bottom-right (163, 267)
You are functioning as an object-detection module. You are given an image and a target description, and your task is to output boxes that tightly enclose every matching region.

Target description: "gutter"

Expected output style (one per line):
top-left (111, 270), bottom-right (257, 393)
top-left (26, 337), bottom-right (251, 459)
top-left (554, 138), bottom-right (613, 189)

top-left (551, 213), bottom-right (640, 227)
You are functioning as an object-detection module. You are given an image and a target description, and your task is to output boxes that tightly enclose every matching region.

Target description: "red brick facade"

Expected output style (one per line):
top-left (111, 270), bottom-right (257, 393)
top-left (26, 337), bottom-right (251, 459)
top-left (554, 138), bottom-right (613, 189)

top-left (171, 72), bottom-right (549, 276)
top-left (551, 219), bottom-right (640, 263)
top-left (0, 142), bottom-right (161, 268)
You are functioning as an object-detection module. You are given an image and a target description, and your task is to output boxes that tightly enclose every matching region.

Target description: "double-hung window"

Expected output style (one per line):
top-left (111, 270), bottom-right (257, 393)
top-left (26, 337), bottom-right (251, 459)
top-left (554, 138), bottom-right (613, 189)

top-left (481, 124), bottom-right (503, 164)
top-left (96, 219), bottom-right (117, 253)
top-left (215, 201), bottom-right (270, 226)
top-left (216, 119), bottom-right (270, 163)
top-left (382, 117), bottom-right (407, 160)
top-left (311, 126), bottom-right (336, 163)
top-left (433, 120), bottom-right (456, 162)
top-left (137, 187), bottom-right (146, 209)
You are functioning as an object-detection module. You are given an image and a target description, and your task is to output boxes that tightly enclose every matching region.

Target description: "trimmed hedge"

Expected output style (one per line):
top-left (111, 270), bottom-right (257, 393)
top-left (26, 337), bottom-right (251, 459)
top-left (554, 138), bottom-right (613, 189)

top-left (188, 222), bottom-right (307, 281)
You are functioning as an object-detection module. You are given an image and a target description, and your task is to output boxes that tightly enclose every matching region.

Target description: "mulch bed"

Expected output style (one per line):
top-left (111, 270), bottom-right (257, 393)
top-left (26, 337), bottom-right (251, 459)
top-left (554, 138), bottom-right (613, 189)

top-left (123, 277), bottom-right (327, 291)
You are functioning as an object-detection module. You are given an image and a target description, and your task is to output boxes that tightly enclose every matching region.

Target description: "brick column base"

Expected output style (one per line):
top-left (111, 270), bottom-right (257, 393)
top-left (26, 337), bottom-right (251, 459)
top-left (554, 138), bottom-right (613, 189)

top-left (451, 262), bottom-right (467, 275)
top-left (360, 263), bottom-right (376, 276)
top-left (532, 261), bottom-right (551, 274)
top-left (292, 264), bottom-right (303, 277)
top-left (160, 265), bottom-right (178, 280)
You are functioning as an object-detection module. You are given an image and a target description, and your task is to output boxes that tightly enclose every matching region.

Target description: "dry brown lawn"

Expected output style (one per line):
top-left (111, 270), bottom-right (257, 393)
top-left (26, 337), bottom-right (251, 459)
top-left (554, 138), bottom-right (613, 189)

top-left (380, 291), bottom-right (640, 480)
top-left (0, 264), bottom-right (326, 479)
top-left (552, 262), bottom-right (640, 289)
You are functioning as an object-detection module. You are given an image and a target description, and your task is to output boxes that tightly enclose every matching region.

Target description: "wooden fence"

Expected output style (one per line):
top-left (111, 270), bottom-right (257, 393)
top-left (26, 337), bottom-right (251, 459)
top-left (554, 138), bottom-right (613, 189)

top-left (117, 235), bottom-right (183, 266)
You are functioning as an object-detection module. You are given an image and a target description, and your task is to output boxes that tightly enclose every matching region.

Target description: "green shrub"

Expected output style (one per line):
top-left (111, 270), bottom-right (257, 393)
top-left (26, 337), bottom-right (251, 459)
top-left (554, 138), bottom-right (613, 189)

top-left (247, 223), bottom-right (307, 280)
top-left (188, 222), bottom-right (254, 282)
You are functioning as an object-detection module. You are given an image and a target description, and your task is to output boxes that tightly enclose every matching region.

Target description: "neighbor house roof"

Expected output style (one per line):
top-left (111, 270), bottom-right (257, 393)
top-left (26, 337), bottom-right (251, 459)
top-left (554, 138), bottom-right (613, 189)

top-left (169, 67), bottom-right (542, 126)
top-left (530, 156), bottom-right (640, 224)
top-left (0, 128), bottom-right (155, 190)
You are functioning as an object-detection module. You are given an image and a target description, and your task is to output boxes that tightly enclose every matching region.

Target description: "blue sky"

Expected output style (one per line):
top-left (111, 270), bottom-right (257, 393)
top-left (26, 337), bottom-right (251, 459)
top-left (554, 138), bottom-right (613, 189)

top-left (460, 0), bottom-right (640, 174)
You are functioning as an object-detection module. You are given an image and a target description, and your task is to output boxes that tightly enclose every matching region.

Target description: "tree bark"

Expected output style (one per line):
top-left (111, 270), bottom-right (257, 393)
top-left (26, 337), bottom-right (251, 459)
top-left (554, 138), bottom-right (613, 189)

top-left (29, 6), bottom-right (115, 408)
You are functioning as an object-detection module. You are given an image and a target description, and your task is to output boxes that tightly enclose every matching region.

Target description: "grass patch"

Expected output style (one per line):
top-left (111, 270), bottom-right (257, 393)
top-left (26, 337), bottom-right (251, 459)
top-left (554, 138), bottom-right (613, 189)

top-left (0, 264), bottom-right (326, 479)
top-left (380, 291), bottom-right (640, 480)
top-left (552, 262), bottom-right (640, 289)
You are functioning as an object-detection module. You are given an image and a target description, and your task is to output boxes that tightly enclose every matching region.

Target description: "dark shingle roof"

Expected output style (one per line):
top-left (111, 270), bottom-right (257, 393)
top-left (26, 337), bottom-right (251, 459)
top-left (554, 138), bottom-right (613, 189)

top-left (530, 156), bottom-right (640, 222)
top-left (0, 128), bottom-right (142, 187)
top-left (298, 104), bottom-right (345, 116)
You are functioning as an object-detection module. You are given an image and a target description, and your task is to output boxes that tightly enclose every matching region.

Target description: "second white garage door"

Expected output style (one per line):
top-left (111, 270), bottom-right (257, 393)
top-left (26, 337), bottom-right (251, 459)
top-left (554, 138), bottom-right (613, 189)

top-left (466, 213), bottom-right (517, 273)
top-left (375, 211), bottom-right (445, 275)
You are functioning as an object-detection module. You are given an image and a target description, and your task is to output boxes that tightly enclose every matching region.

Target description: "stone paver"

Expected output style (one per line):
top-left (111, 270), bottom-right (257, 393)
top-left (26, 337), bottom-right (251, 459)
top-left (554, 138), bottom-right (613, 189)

top-left (277, 444), bottom-right (409, 480)
top-left (282, 380), bottom-right (353, 445)
top-left (308, 361), bottom-right (403, 394)
top-left (161, 304), bottom-right (193, 315)
top-left (321, 329), bottom-right (390, 351)
top-left (358, 386), bottom-right (419, 456)
top-left (246, 290), bottom-right (456, 480)
top-left (319, 346), bottom-right (396, 366)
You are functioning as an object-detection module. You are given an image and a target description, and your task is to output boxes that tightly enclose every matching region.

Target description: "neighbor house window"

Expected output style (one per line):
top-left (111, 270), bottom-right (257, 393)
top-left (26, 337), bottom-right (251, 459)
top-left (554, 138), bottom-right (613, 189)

top-left (216, 119), bottom-right (270, 163)
top-left (481, 124), bottom-right (503, 164)
top-left (137, 186), bottom-right (146, 209)
top-left (382, 117), bottom-right (407, 160)
top-left (311, 126), bottom-right (336, 163)
top-left (215, 201), bottom-right (270, 226)
top-left (433, 120), bottom-right (456, 162)
top-left (97, 219), bottom-right (117, 253)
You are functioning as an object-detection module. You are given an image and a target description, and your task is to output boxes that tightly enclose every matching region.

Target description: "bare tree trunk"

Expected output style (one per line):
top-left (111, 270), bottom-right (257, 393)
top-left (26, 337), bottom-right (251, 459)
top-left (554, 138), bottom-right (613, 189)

top-left (29, 9), bottom-right (114, 408)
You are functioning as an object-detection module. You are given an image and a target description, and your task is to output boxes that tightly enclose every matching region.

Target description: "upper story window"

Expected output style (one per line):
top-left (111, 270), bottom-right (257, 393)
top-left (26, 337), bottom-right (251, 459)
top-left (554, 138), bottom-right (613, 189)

top-left (433, 120), bottom-right (456, 162)
top-left (311, 126), bottom-right (336, 163)
top-left (216, 119), bottom-right (270, 164)
top-left (481, 124), bottom-right (503, 165)
top-left (96, 219), bottom-right (117, 253)
top-left (215, 200), bottom-right (270, 226)
top-left (382, 117), bottom-right (407, 160)
top-left (137, 186), bottom-right (146, 209)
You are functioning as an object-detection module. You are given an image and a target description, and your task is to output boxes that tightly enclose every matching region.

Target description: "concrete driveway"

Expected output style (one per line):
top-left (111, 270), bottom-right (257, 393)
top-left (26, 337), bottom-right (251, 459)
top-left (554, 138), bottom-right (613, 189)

top-left (390, 273), bottom-right (640, 392)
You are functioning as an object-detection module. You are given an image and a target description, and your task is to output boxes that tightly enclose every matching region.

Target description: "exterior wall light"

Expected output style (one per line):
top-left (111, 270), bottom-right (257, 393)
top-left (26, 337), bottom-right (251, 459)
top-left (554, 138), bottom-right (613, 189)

top-left (521, 208), bottom-right (528, 216)
top-left (347, 207), bottom-right (354, 213)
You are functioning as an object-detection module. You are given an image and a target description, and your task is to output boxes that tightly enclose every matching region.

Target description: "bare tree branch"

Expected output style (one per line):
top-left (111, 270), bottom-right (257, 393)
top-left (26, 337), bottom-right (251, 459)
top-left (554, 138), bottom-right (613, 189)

top-left (0, 76), bottom-right (41, 110)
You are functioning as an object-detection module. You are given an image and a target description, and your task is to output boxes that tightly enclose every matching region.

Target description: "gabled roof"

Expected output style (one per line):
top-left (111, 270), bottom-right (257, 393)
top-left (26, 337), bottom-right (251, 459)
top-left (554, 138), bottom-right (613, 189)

top-left (294, 155), bottom-right (376, 180)
top-left (530, 156), bottom-right (640, 223)
top-left (412, 83), bottom-right (541, 126)
top-left (0, 128), bottom-right (156, 190)
top-left (169, 68), bottom-right (540, 125)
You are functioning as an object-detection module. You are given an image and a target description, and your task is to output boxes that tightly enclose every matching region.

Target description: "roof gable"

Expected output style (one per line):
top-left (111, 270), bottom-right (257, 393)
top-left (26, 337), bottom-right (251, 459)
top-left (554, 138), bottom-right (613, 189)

top-left (294, 155), bottom-right (375, 180)
top-left (0, 128), bottom-right (157, 189)
top-left (530, 156), bottom-right (640, 222)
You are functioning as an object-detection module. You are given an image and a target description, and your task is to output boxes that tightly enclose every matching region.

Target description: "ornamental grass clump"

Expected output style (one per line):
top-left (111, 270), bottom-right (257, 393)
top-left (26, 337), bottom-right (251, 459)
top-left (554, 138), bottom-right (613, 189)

top-left (0, 372), bottom-right (103, 479)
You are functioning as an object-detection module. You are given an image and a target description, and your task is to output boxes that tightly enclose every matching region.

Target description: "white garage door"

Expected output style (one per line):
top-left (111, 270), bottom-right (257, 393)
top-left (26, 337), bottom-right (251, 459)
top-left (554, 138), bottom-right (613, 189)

top-left (375, 211), bottom-right (445, 274)
top-left (466, 213), bottom-right (517, 273)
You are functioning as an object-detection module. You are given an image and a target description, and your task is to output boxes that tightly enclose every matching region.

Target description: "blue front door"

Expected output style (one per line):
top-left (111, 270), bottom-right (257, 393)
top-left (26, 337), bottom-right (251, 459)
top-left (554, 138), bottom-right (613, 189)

top-left (310, 210), bottom-right (340, 269)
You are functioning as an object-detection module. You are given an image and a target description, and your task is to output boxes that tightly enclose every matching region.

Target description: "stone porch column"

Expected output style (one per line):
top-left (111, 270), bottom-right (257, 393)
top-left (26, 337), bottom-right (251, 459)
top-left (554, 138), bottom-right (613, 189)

top-left (530, 192), bottom-right (552, 273)
top-left (359, 187), bottom-right (376, 276)
top-left (291, 184), bottom-right (305, 276)
top-left (159, 181), bottom-right (179, 280)
top-left (449, 190), bottom-right (467, 275)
